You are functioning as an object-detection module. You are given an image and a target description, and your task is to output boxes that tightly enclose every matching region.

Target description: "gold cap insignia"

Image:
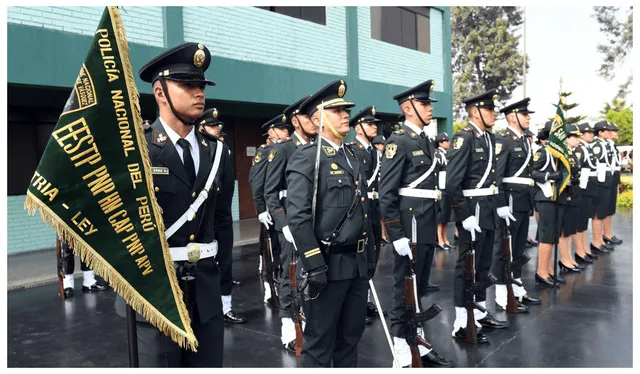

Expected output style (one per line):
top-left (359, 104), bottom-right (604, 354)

top-left (212, 108), bottom-right (218, 119)
top-left (371, 107), bottom-right (376, 116)
top-left (282, 114), bottom-right (287, 123)
top-left (430, 82), bottom-right (435, 93)
top-left (331, 163), bottom-right (338, 170)
top-left (492, 94), bottom-right (498, 101)
top-left (194, 49), bottom-right (206, 67)
top-left (385, 144), bottom-right (397, 159)
top-left (454, 137), bottom-right (464, 150)
top-left (338, 80), bottom-right (346, 98)
top-left (198, 43), bottom-right (204, 50)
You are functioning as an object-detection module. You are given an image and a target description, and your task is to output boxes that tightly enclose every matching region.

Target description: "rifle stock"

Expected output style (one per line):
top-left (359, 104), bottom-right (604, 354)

top-left (289, 251), bottom-right (304, 358)
top-left (262, 225), bottom-right (280, 309)
top-left (464, 247), bottom-right (479, 343)
top-left (502, 224), bottom-right (530, 313)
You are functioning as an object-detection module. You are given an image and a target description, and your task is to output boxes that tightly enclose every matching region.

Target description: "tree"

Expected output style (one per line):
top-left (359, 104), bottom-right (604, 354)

top-left (451, 7), bottom-right (527, 120)
top-left (599, 97), bottom-right (631, 119)
top-left (453, 122), bottom-right (466, 134)
top-left (550, 91), bottom-right (586, 125)
top-left (606, 108), bottom-right (633, 145)
top-left (592, 7), bottom-right (633, 99)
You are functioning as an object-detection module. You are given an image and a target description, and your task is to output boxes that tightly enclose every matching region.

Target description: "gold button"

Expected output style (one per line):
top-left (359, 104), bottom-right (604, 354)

top-left (192, 191), bottom-right (196, 198)
top-left (364, 214), bottom-right (368, 218)
top-left (155, 186), bottom-right (159, 192)
top-left (480, 157), bottom-right (484, 160)
top-left (355, 181), bottom-right (359, 185)
top-left (189, 234), bottom-right (195, 241)
top-left (420, 161), bottom-right (424, 164)
top-left (492, 169), bottom-right (495, 173)
top-left (338, 180), bottom-right (342, 184)
top-left (372, 188), bottom-right (376, 191)
top-left (435, 186), bottom-right (438, 189)
top-left (361, 197), bottom-right (365, 202)
top-left (216, 261), bottom-right (219, 265)
top-left (409, 207), bottom-right (413, 211)
top-left (363, 232), bottom-right (367, 236)
top-left (493, 181), bottom-right (496, 185)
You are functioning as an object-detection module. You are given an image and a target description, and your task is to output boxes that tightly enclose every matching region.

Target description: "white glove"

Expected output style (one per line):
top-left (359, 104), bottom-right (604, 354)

top-left (392, 237), bottom-right (413, 260)
top-left (496, 206), bottom-right (516, 226)
top-left (462, 216), bottom-right (482, 241)
top-left (282, 225), bottom-right (294, 243)
top-left (258, 211), bottom-right (273, 228)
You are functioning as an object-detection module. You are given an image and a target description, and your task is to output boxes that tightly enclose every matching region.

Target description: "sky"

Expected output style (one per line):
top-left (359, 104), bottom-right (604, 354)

top-left (510, 6), bottom-right (633, 132)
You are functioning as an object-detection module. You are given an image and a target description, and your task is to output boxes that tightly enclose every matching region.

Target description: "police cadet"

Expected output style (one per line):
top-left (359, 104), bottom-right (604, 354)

top-left (115, 42), bottom-right (233, 367)
top-left (198, 108), bottom-right (247, 324)
top-left (263, 96), bottom-right (314, 353)
top-left (574, 123), bottom-right (599, 263)
top-left (604, 122), bottom-right (623, 246)
top-left (531, 121), bottom-right (565, 287)
top-left (492, 98), bottom-right (541, 312)
top-left (286, 80), bottom-right (374, 367)
top-left (249, 120), bottom-right (283, 305)
top-left (379, 79), bottom-right (453, 367)
top-left (589, 121), bottom-right (616, 254)
top-left (434, 132), bottom-right (453, 251)
top-left (446, 89), bottom-right (509, 343)
top-left (524, 129), bottom-right (540, 248)
top-left (349, 106), bottom-right (384, 323)
top-left (60, 241), bottom-right (108, 298)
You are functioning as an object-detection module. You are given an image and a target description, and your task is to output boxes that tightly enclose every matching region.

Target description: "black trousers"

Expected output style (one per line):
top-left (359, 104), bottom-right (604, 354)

top-left (219, 243), bottom-right (233, 297)
top-left (62, 242), bottom-right (90, 274)
top-left (301, 276), bottom-right (368, 367)
top-left (492, 212), bottom-right (529, 283)
top-left (278, 233), bottom-right (294, 319)
top-left (135, 308), bottom-right (223, 367)
top-left (454, 224), bottom-right (495, 307)
top-left (389, 243), bottom-right (435, 338)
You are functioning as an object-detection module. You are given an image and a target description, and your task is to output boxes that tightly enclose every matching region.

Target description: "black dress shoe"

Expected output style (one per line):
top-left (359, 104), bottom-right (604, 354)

top-left (453, 327), bottom-right (489, 344)
top-left (574, 262), bottom-right (585, 269)
top-left (551, 273), bottom-right (566, 284)
top-left (82, 282), bottom-right (108, 292)
top-left (603, 243), bottom-right (614, 251)
top-left (63, 287), bottom-right (74, 299)
top-left (232, 278), bottom-right (244, 286)
top-left (224, 310), bottom-right (247, 324)
top-left (558, 261), bottom-right (580, 273)
top-left (365, 315), bottom-right (373, 325)
top-left (436, 243), bottom-right (446, 250)
top-left (497, 301), bottom-right (529, 313)
top-left (520, 295), bottom-right (541, 305)
top-left (427, 283), bottom-right (440, 292)
top-left (477, 313), bottom-right (509, 329)
top-left (586, 252), bottom-right (599, 260)
top-left (443, 244), bottom-right (453, 251)
top-left (603, 235), bottom-right (623, 245)
top-left (283, 339), bottom-right (297, 354)
top-left (591, 243), bottom-right (610, 253)
top-left (526, 238), bottom-right (538, 247)
top-left (422, 349), bottom-right (455, 367)
top-left (535, 273), bottom-right (555, 287)
top-left (366, 302), bottom-right (380, 317)
top-left (575, 253), bottom-right (594, 264)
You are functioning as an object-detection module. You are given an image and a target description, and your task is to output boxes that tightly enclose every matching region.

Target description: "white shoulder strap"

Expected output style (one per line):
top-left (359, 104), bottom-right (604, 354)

top-left (512, 139), bottom-right (532, 178)
top-left (367, 153), bottom-right (381, 187)
top-left (408, 154), bottom-right (438, 188)
top-left (476, 135), bottom-right (493, 188)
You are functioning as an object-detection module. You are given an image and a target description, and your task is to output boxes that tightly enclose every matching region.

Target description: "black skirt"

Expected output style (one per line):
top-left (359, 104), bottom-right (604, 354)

top-left (561, 204), bottom-right (578, 237)
top-left (536, 201), bottom-right (562, 244)
top-left (438, 193), bottom-right (452, 224)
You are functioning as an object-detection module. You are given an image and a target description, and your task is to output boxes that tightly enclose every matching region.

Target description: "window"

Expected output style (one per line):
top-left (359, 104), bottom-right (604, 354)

top-left (370, 6), bottom-right (430, 53)
top-left (256, 6), bottom-right (326, 25)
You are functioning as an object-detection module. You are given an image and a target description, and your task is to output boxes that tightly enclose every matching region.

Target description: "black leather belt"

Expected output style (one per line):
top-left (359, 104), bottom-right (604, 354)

top-left (321, 238), bottom-right (366, 254)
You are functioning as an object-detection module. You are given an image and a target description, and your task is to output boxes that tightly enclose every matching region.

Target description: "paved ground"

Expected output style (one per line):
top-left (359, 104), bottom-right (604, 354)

top-left (7, 213), bottom-right (633, 367)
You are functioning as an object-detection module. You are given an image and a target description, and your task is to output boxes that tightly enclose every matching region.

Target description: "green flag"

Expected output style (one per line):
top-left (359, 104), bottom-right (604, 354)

top-left (24, 6), bottom-right (197, 351)
top-left (546, 98), bottom-right (571, 200)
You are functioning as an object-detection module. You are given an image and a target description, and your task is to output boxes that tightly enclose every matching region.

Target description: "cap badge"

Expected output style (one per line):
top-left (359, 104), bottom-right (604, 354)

top-left (492, 94), bottom-right (498, 101)
top-left (371, 107), bottom-right (376, 116)
top-left (282, 114), bottom-right (287, 123)
top-left (338, 81), bottom-right (346, 98)
top-left (430, 83), bottom-right (435, 93)
top-left (212, 108), bottom-right (218, 119)
top-left (194, 49), bottom-right (206, 67)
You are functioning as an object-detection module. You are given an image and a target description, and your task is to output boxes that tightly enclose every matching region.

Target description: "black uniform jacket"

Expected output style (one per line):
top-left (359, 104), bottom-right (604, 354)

top-left (351, 137), bottom-right (381, 233)
top-left (591, 137), bottom-right (614, 188)
top-left (379, 123), bottom-right (438, 244)
top-left (577, 140), bottom-right (598, 197)
top-left (285, 140), bottom-right (372, 281)
top-left (264, 137), bottom-right (304, 231)
top-left (248, 143), bottom-right (271, 214)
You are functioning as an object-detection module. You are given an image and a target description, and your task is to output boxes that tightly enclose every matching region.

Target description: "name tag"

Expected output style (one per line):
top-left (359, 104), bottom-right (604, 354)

top-left (475, 148), bottom-right (484, 153)
top-left (514, 147), bottom-right (523, 151)
top-left (412, 150), bottom-right (424, 156)
top-left (151, 167), bottom-right (169, 175)
top-left (330, 170), bottom-right (345, 175)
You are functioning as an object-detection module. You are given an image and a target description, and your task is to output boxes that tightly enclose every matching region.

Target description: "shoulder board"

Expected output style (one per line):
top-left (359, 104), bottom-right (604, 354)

top-left (279, 137), bottom-right (292, 143)
top-left (393, 129), bottom-right (406, 135)
top-left (461, 126), bottom-right (473, 132)
top-left (259, 144), bottom-right (268, 148)
top-left (346, 141), bottom-right (357, 146)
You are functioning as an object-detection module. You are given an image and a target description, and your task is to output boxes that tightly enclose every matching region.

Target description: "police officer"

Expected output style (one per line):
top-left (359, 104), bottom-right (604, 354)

top-left (262, 96), bottom-right (314, 353)
top-left (249, 121), bottom-right (283, 305)
top-left (379, 79), bottom-right (453, 367)
top-left (434, 132), bottom-right (453, 251)
top-left (349, 106), bottom-right (384, 322)
top-left (286, 80), bottom-right (374, 367)
top-left (446, 89), bottom-right (509, 344)
top-left (492, 98), bottom-right (542, 312)
top-left (589, 121), bottom-right (615, 254)
top-left (60, 240), bottom-right (108, 298)
top-left (199, 108), bottom-right (246, 324)
top-left (603, 122), bottom-right (623, 245)
top-left (531, 121), bottom-right (565, 287)
top-left (115, 42), bottom-right (233, 367)
top-left (574, 123), bottom-right (599, 263)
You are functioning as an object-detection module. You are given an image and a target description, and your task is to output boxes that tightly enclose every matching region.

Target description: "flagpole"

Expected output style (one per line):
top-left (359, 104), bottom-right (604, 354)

top-left (552, 76), bottom-right (563, 288)
top-left (523, 7), bottom-right (527, 97)
top-left (126, 305), bottom-right (139, 367)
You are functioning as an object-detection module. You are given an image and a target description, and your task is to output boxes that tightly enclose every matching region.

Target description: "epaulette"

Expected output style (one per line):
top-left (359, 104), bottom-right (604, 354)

top-left (393, 129), bottom-right (406, 135)
top-left (461, 126), bottom-right (473, 132)
top-left (259, 144), bottom-right (268, 148)
top-left (279, 137), bottom-right (292, 143)
top-left (143, 124), bottom-right (152, 133)
top-left (346, 141), bottom-right (357, 146)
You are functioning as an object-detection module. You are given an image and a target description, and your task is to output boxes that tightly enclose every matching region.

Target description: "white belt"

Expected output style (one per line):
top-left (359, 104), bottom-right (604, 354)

top-left (170, 241), bottom-right (218, 263)
top-left (614, 166), bottom-right (621, 171)
top-left (398, 188), bottom-right (441, 199)
top-left (462, 185), bottom-right (499, 197)
top-left (367, 191), bottom-right (379, 200)
top-left (590, 170), bottom-right (599, 177)
top-left (279, 190), bottom-right (287, 199)
top-left (502, 177), bottom-right (534, 186)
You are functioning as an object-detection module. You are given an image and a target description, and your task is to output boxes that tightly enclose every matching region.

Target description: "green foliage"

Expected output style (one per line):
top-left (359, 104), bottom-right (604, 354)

top-left (606, 108), bottom-right (633, 145)
top-left (599, 97), bottom-right (630, 119)
top-left (451, 7), bottom-right (527, 120)
top-left (617, 189), bottom-right (633, 209)
top-left (453, 122), bottom-right (467, 134)
top-left (592, 6), bottom-right (633, 98)
top-left (549, 91), bottom-right (586, 125)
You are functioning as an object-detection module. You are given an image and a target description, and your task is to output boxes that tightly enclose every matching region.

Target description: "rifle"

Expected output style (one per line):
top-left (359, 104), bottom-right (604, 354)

top-left (262, 224), bottom-right (280, 309)
top-left (56, 237), bottom-right (64, 299)
top-left (289, 248), bottom-right (305, 358)
top-left (464, 237), bottom-right (497, 344)
top-left (404, 216), bottom-right (442, 367)
top-left (501, 223), bottom-right (530, 313)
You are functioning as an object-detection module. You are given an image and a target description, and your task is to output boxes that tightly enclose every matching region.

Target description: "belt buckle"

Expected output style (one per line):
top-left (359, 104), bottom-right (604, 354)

top-left (357, 239), bottom-right (365, 253)
top-left (435, 190), bottom-right (442, 200)
top-left (490, 185), bottom-right (497, 194)
top-left (187, 244), bottom-right (201, 263)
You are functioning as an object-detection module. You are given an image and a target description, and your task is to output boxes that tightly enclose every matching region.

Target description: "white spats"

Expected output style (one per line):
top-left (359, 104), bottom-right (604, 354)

top-left (222, 295), bottom-right (232, 314)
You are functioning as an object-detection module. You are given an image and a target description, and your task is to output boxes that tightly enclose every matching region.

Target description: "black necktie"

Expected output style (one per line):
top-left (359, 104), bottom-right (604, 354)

top-left (177, 138), bottom-right (196, 186)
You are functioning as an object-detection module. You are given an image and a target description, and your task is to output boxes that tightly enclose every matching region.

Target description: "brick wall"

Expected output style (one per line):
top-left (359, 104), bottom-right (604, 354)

top-left (358, 6), bottom-right (444, 88)
top-left (183, 6), bottom-right (347, 76)
top-left (7, 195), bottom-right (57, 254)
top-left (7, 6), bottom-right (164, 47)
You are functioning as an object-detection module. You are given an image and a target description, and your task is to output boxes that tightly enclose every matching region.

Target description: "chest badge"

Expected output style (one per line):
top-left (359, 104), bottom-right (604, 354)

top-left (385, 144), bottom-right (397, 159)
top-left (322, 146), bottom-right (336, 156)
top-left (495, 143), bottom-right (503, 155)
top-left (454, 137), bottom-right (464, 150)
top-left (268, 149), bottom-right (277, 162)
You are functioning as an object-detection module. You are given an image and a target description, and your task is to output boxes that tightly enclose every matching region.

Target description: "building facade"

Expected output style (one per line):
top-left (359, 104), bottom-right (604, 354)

top-left (7, 6), bottom-right (452, 254)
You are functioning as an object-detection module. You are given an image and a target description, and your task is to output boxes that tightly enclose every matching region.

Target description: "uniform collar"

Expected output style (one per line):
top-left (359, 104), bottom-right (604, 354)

top-left (468, 121), bottom-right (485, 136)
top-left (356, 135), bottom-right (371, 150)
top-left (293, 131), bottom-right (308, 145)
top-left (404, 119), bottom-right (427, 137)
top-left (159, 116), bottom-right (197, 147)
top-left (507, 125), bottom-right (523, 138)
top-left (321, 136), bottom-right (342, 151)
